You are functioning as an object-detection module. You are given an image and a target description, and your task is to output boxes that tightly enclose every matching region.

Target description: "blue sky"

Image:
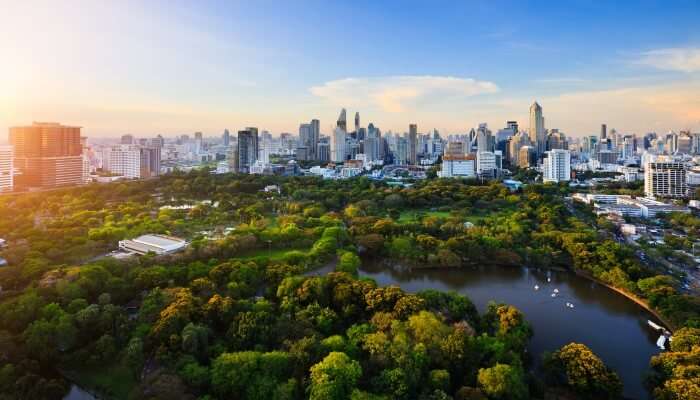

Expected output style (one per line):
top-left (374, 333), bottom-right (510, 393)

top-left (1, 0), bottom-right (699, 138)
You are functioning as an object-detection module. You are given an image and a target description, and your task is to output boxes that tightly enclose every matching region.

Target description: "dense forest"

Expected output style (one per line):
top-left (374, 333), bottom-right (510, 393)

top-left (0, 171), bottom-right (698, 399)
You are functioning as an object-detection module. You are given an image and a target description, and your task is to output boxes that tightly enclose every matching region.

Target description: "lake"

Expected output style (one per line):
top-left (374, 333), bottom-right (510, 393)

top-left (358, 263), bottom-right (663, 400)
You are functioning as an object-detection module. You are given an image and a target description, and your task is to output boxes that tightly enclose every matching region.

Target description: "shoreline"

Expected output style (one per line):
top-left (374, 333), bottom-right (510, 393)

top-left (573, 269), bottom-right (675, 334)
top-left (364, 259), bottom-right (676, 333)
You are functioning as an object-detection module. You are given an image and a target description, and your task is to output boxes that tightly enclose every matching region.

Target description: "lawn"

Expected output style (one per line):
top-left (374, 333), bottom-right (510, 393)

top-left (234, 246), bottom-right (308, 261)
top-left (398, 210), bottom-right (451, 223)
top-left (398, 205), bottom-right (517, 225)
top-left (62, 361), bottom-right (136, 400)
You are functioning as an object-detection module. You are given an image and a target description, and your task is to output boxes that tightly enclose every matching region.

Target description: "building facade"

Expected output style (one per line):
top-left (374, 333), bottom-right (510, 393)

top-left (9, 122), bottom-right (83, 189)
top-left (543, 149), bottom-right (571, 183)
top-left (645, 162), bottom-right (688, 198)
top-left (0, 146), bottom-right (13, 192)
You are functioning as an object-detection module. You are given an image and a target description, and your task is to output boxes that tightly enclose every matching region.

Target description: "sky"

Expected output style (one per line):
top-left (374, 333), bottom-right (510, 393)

top-left (1, 0), bottom-right (699, 140)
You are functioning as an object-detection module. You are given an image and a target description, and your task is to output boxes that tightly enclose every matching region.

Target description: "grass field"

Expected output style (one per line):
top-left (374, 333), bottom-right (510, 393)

top-left (398, 210), bottom-right (451, 223)
top-left (234, 246), bottom-right (308, 261)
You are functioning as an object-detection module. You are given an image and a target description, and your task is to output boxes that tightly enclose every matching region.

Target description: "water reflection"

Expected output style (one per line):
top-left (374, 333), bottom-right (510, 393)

top-left (359, 263), bottom-right (661, 400)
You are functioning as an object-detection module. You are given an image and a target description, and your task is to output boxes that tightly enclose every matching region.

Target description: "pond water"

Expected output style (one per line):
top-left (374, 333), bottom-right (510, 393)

top-left (63, 385), bottom-right (97, 400)
top-left (358, 263), bottom-right (663, 400)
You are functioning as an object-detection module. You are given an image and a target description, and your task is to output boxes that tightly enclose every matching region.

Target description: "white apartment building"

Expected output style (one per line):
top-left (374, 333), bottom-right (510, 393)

top-left (645, 162), bottom-right (688, 198)
top-left (476, 151), bottom-right (497, 174)
top-left (440, 155), bottom-right (476, 178)
top-left (0, 146), bottom-right (13, 192)
top-left (332, 127), bottom-right (347, 163)
top-left (543, 149), bottom-right (571, 183)
top-left (107, 145), bottom-right (141, 179)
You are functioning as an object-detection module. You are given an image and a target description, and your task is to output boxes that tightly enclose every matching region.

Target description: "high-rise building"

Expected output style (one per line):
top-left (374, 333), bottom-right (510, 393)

top-left (298, 123), bottom-right (312, 161)
top-left (0, 146), bottom-right (13, 192)
top-left (476, 151), bottom-right (497, 176)
top-left (318, 136), bottom-right (331, 163)
top-left (677, 133), bottom-right (692, 155)
top-left (151, 135), bottom-right (164, 148)
top-left (365, 123), bottom-right (380, 162)
top-left (140, 147), bottom-right (161, 177)
top-left (600, 124), bottom-right (607, 140)
top-left (337, 109), bottom-right (347, 131)
top-left (518, 145), bottom-right (535, 168)
top-left (547, 130), bottom-right (568, 150)
top-left (396, 137), bottom-right (409, 165)
top-left (543, 149), bottom-right (571, 183)
top-left (9, 122), bottom-right (84, 188)
top-left (529, 102), bottom-right (545, 157)
top-left (298, 119), bottom-right (320, 161)
top-left (476, 123), bottom-right (493, 153)
top-left (354, 112), bottom-right (360, 134)
top-left (509, 131), bottom-right (532, 166)
top-left (408, 124), bottom-right (417, 165)
top-left (223, 129), bottom-right (231, 147)
top-left (121, 134), bottom-right (134, 145)
top-left (194, 131), bottom-right (204, 154)
top-left (310, 119), bottom-right (320, 160)
top-left (235, 128), bottom-right (258, 173)
top-left (645, 162), bottom-right (688, 198)
top-left (506, 121), bottom-right (519, 133)
top-left (107, 145), bottom-right (141, 178)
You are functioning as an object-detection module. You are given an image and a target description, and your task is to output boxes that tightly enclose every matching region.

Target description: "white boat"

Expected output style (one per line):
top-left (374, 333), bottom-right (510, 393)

top-left (551, 293), bottom-right (557, 297)
top-left (656, 335), bottom-right (667, 350)
top-left (553, 288), bottom-right (559, 294)
top-left (648, 320), bottom-right (663, 331)
top-left (534, 285), bottom-right (539, 290)
top-left (569, 303), bottom-right (575, 308)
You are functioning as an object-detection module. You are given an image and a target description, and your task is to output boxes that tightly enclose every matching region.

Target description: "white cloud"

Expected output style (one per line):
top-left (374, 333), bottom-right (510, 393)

top-left (309, 76), bottom-right (498, 112)
top-left (635, 47), bottom-right (700, 73)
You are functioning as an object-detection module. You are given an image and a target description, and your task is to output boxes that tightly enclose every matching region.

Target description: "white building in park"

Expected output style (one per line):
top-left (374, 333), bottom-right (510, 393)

top-left (476, 151), bottom-right (497, 175)
top-left (440, 155), bottom-right (476, 178)
top-left (118, 234), bottom-right (188, 255)
top-left (543, 149), bottom-right (571, 183)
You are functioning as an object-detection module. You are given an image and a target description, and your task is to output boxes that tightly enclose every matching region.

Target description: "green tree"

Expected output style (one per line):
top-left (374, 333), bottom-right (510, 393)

top-left (309, 352), bottom-right (362, 400)
top-left (543, 343), bottom-right (622, 399)
top-left (477, 363), bottom-right (528, 400)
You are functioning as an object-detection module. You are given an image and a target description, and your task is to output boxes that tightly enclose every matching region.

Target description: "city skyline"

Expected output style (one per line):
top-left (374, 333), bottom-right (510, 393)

top-left (1, 1), bottom-right (700, 138)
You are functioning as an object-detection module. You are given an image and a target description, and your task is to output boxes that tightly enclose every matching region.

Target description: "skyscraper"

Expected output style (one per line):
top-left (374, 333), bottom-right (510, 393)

top-left (298, 119), bottom-right (320, 160)
top-left (235, 128), bottom-right (258, 173)
top-left (529, 102), bottom-right (545, 157)
top-left (333, 110), bottom-right (348, 162)
top-left (223, 129), bottom-right (231, 147)
top-left (298, 123), bottom-right (311, 161)
top-left (245, 127), bottom-right (259, 161)
top-left (600, 124), bottom-right (607, 140)
top-left (0, 146), bottom-right (13, 192)
top-left (476, 123), bottom-right (493, 153)
top-left (194, 131), bottom-right (203, 154)
top-left (354, 112), bottom-right (360, 134)
top-left (408, 124), bottom-right (417, 165)
top-left (332, 127), bottom-right (347, 163)
top-left (337, 108), bottom-right (347, 131)
top-left (310, 119), bottom-right (320, 160)
top-left (140, 147), bottom-right (161, 177)
top-left (9, 122), bottom-right (83, 188)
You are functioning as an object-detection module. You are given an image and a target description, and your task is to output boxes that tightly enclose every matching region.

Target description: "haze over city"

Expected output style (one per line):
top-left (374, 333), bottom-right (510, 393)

top-left (1, 0), bottom-right (699, 139)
